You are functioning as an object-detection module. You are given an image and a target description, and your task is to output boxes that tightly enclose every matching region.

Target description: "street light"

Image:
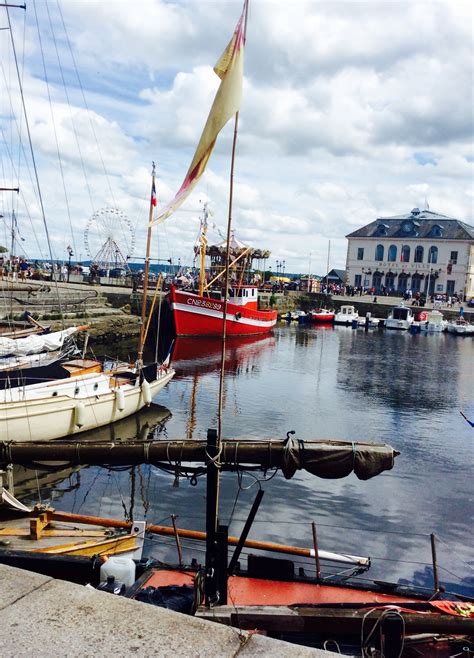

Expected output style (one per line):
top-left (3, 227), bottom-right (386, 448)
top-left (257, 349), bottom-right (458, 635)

top-left (66, 245), bottom-right (73, 283)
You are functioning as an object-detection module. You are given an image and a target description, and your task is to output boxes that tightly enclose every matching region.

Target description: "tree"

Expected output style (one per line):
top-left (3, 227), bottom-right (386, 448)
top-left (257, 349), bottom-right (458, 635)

top-left (0, 246), bottom-right (7, 254)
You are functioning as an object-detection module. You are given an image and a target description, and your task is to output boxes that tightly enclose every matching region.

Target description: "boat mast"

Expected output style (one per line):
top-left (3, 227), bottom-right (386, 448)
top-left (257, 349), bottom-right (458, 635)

top-left (137, 163), bottom-right (156, 366)
top-left (206, 0), bottom-right (249, 607)
top-left (198, 203), bottom-right (209, 296)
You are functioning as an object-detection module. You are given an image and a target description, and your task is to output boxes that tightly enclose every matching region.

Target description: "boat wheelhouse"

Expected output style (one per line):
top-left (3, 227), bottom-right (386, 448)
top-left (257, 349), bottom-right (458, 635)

top-left (385, 305), bottom-right (414, 330)
top-left (334, 305), bottom-right (359, 325)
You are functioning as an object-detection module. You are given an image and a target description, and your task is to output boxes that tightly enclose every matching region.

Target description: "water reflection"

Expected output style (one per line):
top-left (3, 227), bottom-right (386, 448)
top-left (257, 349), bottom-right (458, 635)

top-left (22, 325), bottom-right (473, 596)
top-left (15, 404), bottom-right (171, 507)
top-left (171, 334), bottom-right (275, 377)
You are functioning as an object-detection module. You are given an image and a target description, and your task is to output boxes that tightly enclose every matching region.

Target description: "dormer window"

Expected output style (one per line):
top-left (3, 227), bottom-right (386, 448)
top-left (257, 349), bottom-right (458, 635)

top-left (374, 223), bottom-right (388, 236)
top-left (411, 208), bottom-right (420, 216)
top-left (429, 224), bottom-right (443, 238)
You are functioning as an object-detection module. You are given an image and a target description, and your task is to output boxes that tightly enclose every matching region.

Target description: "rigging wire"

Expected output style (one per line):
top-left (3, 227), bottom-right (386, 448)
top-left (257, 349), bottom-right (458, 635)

top-left (34, 0), bottom-right (76, 257)
top-left (5, 4), bottom-right (66, 327)
top-left (55, 1), bottom-right (117, 210)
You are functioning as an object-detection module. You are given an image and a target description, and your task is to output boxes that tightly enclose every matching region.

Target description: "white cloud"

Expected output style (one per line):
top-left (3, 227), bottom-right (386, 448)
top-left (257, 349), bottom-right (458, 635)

top-left (0, 0), bottom-right (472, 275)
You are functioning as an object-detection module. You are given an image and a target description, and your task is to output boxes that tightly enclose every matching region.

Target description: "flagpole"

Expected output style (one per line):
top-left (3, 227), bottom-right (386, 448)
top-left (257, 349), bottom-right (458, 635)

top-left (217, 0), bottom-right (249, 446)
top-left (206, 0), bottom-right (248, 607)
top-left (137, 162), bottom-right (156, 366)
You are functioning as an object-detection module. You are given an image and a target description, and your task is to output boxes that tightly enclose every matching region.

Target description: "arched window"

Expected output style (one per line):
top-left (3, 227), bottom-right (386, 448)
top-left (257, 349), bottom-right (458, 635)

top-left (401, 245), bottom-right (410, 262)
top-left (388, 245), bottom-right (397, 262)
top-left (414, 245), bottom-right (424, 263)
top-left (375, 244), bottom-right (384, 261)
top-left (428, 246), bottom-right (438, 264)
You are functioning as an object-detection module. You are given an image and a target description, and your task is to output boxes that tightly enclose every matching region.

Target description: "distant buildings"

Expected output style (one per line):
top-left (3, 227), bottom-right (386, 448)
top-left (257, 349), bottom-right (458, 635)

top-left (345, 208), bottom-right (474, 299)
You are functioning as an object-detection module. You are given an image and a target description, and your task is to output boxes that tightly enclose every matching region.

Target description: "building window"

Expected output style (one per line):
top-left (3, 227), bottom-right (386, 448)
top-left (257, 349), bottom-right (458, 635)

top-left (429, 225), bottom-right (443, 237)
top-left (401, 245), bottom-right (410, 262)
top-left (428, 246), bottom-right (438, 264)
top-left (446, 280), bottom-right (455, 295)
top-left (375, 244), bottom-right (384, 261)
top-left (388, 245), bottom-right (397, 262)
top-left (357, 248), bottom-right (364, 260)
top-left (450, 251), bottom-right (458, 264)
top-left (414, 245), bottom-right (424, 263)
top-left (354, 274), bottom-right (361, 287)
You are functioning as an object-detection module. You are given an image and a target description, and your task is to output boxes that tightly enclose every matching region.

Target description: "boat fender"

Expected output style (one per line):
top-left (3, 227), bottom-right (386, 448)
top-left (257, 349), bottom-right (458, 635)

top-left (141, 379), bottom-right (152, 406)
top-left (115, 387), bottom-right (125, 411)
top-left (74, 401), bottom-right (86, 428)
top-left (235, 312), bottom-right (241, 320)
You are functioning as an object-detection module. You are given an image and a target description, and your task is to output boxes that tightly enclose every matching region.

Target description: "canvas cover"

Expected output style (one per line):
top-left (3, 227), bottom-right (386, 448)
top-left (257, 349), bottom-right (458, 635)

top-left (0, 327), bottom-right (78, 358)
top-left (281, 437), bottom-right (397, 480)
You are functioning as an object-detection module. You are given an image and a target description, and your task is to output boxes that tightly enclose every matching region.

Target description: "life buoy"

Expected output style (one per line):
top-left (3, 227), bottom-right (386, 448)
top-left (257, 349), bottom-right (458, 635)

top-left (418, 311), bottom-right (428, 321)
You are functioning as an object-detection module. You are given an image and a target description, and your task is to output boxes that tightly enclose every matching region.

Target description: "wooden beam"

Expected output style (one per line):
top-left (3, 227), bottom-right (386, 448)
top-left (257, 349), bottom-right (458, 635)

top-left (196, 605), bottom-right (474, 635)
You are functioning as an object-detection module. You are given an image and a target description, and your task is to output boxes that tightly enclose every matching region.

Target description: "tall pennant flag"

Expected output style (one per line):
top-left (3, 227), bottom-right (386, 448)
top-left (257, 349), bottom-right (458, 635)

top-left (151, 180), bottom-right (157, 207)
top-left (150, 1), bottom-right (247, 227)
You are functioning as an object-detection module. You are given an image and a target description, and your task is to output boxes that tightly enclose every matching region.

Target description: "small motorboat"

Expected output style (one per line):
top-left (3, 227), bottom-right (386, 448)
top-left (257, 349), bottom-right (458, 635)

top-left (385, 304), bottom-right (414, 330)
top-left (334, 305), bottom-right (359, 325)
top-left (418, 309), bottom-right (448, 333)
top-left (446, 317), bottom-right (474, 335)
top-left (308, 308), bottom-right (335, 323)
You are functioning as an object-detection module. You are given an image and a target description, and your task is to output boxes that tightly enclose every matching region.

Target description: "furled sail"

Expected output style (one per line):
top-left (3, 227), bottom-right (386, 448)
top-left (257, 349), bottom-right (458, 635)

top-left (0, 439), bottom-right (398, 481)
top-left (0, 327), bottom-right (79, 358)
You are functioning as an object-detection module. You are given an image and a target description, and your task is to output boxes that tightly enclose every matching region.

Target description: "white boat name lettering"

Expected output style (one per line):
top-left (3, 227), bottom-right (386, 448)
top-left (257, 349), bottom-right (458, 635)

top-left (187, 298), bottom-right (222, 311)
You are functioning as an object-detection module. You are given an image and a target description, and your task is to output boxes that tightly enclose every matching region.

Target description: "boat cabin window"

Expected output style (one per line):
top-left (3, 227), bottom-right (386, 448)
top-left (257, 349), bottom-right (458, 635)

top-left (393, 308), bottom-right (408, 320)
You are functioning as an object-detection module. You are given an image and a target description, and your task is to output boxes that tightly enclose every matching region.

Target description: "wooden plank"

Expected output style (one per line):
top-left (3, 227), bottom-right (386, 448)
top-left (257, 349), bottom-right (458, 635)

top-left (0, 528), bottom-right (107, 538)
top-left (196, 605), bottom-right (474, 635)
top-left (29, 513), bottom-right (49, 540)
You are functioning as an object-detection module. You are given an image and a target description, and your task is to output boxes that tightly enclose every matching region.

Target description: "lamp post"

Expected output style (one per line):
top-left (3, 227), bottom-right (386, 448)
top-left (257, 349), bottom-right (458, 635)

top-left (66, 245), bottom-right (73, 283)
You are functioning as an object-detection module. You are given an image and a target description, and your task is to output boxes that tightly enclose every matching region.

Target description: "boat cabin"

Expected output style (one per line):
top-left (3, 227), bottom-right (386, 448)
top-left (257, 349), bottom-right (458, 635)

top-left (227, 285), bottom-right (258, 309)
top-left (338, 305), bottom-right (356, 317)
top-left (391, 307), bottom-right (412, 321)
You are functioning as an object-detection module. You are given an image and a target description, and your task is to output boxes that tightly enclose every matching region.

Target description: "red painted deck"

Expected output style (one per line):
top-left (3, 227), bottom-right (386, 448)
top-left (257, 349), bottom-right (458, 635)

top-left (139, 570), bottom-right (420, 606)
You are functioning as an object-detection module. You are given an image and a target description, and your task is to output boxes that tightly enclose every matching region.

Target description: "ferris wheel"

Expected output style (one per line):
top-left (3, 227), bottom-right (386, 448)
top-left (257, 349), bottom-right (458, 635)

top-left (84, 208), bottom-right (135, 268)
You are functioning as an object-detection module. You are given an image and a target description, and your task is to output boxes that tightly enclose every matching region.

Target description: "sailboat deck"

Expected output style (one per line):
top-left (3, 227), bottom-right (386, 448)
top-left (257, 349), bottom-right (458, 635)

top-left (0, 511), bottom-right (136, 556)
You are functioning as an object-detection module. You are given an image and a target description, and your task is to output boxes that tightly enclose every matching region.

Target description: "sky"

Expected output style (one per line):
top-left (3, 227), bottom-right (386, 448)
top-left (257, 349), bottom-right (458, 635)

top-left (0, 0), bottom-right (472, 276)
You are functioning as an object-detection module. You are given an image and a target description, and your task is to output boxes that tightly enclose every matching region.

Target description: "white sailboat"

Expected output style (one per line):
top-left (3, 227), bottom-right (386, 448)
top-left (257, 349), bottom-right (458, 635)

top-left (0, 10), bottom-right (174, 441)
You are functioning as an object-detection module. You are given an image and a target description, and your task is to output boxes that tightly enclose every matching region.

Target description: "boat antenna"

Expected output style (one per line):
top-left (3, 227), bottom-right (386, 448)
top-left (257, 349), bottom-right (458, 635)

top-left (137, 162), bottom-right (156, 367)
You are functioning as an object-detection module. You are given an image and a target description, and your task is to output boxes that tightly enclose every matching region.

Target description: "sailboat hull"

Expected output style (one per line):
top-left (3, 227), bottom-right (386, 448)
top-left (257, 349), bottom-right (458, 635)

top-left (169, 288), bottom-right (277, 337)
top-left (0, 369), bottom-right (175, 442)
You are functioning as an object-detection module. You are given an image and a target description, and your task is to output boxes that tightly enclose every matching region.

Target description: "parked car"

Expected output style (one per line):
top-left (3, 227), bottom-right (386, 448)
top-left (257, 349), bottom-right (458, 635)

top-left (109, 267), bottom-right (127, 278)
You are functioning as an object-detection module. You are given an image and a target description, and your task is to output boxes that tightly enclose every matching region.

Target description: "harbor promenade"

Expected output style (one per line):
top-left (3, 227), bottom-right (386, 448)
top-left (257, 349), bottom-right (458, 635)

top-left (0, 563), bottom-right (338, 657)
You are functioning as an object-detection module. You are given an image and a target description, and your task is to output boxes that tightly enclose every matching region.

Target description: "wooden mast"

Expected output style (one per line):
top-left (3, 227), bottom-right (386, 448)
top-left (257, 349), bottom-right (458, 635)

top-left (137, 163), bottom-right (156, 366)
top-left (206, 0), bottom-right (250, 606)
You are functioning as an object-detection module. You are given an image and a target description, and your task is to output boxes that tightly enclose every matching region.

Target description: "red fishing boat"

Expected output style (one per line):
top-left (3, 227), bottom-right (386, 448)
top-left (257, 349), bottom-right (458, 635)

top-left (309, 308), bottom-right (335, 323)
top-left (169, 284), bottom-right (277, 337)
top-left (167, 211), bottom-right (277, 336)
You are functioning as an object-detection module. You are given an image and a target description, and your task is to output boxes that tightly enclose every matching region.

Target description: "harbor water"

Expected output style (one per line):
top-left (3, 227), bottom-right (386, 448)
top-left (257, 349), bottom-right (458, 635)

top-left (16, 324), bottom-right (474, 596)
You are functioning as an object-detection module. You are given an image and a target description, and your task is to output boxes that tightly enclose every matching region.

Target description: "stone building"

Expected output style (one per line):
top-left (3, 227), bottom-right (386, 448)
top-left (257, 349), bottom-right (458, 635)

top-left (345, 208), bottom-right (474, 299)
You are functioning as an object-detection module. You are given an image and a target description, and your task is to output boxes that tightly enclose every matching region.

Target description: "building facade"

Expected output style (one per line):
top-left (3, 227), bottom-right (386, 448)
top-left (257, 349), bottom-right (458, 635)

top-left (345, 208), bottom-right (474, 299)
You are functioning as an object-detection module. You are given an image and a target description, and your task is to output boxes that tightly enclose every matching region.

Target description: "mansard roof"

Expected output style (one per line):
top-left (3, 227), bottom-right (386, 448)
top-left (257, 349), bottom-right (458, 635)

top-left (346, 208), bottom-right (474, 240)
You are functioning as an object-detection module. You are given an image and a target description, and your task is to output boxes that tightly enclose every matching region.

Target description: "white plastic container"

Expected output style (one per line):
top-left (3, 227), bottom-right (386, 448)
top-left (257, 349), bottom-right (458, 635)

top-left (100, 556), bottom-right (136, 589)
